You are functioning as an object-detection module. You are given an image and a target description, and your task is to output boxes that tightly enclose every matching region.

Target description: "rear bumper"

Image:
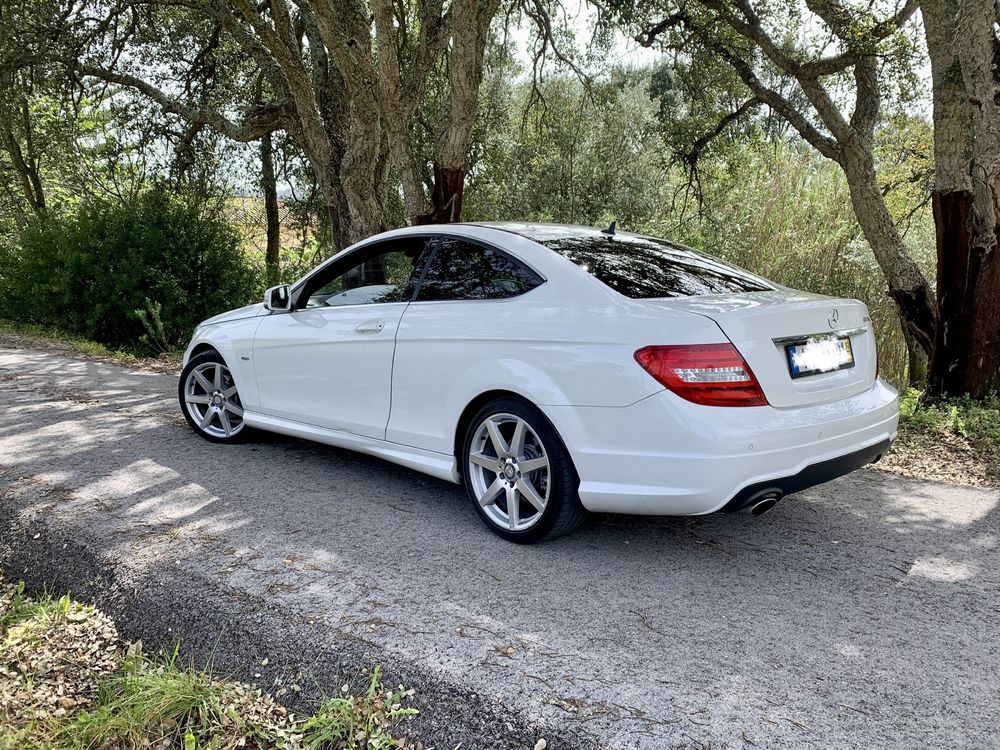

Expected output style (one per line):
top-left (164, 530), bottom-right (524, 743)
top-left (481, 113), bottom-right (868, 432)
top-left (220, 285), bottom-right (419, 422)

top-left (539, 378), bottom-right (899, 515)
top-left (717, 437), bottom-right (891, 513)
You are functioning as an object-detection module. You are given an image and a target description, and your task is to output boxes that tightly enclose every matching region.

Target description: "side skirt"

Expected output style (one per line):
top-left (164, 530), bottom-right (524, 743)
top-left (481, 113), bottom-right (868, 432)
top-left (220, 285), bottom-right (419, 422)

top-left (242, 411), bottom-right (460, 484)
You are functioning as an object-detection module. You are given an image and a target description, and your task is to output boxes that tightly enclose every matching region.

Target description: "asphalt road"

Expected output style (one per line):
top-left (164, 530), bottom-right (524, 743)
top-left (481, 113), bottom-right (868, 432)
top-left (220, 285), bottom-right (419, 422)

top-left (1, 342), bottom-right (998, 749)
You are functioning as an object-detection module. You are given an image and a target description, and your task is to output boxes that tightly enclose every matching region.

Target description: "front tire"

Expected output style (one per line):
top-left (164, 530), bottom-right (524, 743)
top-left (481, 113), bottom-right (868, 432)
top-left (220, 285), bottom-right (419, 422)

top-left (462, 397), bottom-right (587, 543)
top-left (178, 350), bottom-right (251, 444)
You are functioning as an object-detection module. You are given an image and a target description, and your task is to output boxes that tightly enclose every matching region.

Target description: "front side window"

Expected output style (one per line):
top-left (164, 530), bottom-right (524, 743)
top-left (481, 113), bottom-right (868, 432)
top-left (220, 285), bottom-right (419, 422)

top-left (416, 239), bottom-right (544, 302)
top-left (536, 232), bottom-right (775, 299)
top-left (301, 237), bottom-right (434, 308)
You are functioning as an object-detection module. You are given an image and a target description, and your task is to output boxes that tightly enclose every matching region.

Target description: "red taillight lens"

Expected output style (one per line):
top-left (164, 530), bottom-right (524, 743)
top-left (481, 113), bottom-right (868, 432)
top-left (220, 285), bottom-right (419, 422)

top-left (634, 344), bottom-right (769, 407)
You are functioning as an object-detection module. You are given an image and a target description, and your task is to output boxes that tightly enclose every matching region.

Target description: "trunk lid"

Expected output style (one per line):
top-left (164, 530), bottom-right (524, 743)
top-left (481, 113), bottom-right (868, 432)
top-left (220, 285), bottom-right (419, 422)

top-left (641, 291), bottom-right (877, 408)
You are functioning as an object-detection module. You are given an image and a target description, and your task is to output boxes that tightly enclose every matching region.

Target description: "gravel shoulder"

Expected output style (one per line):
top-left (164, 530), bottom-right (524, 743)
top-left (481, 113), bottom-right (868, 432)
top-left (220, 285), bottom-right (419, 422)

top-left (1, 340), bottom-right (999, 749)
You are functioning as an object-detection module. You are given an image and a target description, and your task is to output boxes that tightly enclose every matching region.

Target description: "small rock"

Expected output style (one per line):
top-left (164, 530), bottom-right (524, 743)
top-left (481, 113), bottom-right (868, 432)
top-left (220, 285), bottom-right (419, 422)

top-left (534, 741), bottom-right (547, 750)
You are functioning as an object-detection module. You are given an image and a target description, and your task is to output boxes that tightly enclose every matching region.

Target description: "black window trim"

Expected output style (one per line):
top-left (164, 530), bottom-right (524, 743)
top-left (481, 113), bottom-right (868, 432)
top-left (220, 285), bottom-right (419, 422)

top-left (409, 233), bottom-right (547, 304)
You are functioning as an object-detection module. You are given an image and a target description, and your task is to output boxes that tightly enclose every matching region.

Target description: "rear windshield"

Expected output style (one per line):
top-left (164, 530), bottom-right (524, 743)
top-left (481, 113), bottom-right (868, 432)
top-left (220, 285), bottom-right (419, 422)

top-left (536, 232), bottom-right (775, 299)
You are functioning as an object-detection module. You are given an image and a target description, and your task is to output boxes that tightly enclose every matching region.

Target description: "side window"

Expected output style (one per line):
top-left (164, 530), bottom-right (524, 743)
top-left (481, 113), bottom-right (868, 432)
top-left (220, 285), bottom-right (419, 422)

top-left (301, 238), bottom-right (434, 309)
top-left (416, 239), bottom-right (543, 302)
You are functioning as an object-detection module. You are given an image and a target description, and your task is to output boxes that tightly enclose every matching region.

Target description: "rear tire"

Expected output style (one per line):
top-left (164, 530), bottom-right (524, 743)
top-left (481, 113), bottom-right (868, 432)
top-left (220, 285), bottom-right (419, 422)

top-left (178, 350), bottom-right (253, 444)
top-left (461, 397), bottom-right (587, 543)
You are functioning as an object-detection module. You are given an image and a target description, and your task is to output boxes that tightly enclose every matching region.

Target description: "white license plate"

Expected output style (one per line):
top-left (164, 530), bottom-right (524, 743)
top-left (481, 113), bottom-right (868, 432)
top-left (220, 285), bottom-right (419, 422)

top-left (785, 336), bottom-right (855, 379)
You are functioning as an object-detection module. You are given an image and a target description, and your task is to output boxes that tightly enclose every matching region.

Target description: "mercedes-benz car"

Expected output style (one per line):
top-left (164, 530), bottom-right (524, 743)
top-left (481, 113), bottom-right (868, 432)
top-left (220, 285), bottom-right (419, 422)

top-left (178, 223), bottom-right (899, 542)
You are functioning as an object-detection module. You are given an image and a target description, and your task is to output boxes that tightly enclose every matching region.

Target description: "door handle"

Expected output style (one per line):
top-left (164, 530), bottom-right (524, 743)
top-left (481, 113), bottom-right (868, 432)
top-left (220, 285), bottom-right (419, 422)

top-left (355, 319), bottom-right (385, 334)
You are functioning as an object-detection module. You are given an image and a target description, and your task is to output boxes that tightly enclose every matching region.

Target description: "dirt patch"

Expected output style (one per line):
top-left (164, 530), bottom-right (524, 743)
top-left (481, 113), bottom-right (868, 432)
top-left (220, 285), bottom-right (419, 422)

top-left (870, 429), bottom-right (998, 488)
top-left (0, 329), bottom-right (181, 376)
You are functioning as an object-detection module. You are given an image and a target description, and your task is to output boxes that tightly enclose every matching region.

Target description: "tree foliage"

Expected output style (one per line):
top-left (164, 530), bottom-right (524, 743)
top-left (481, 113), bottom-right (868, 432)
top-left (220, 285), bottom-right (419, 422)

top-left (0, 186), bottom-right (259, 351)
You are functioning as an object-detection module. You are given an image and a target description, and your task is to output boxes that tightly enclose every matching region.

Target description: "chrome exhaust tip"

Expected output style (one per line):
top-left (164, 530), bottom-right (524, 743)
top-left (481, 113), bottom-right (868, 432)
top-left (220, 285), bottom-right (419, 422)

top-left (741, 489), bottom-right (782, 516)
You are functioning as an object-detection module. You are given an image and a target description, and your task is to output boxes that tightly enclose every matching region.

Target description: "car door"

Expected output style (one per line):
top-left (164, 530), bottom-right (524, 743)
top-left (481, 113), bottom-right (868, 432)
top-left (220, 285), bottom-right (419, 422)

top-left (252, 236), bottom-right (436, 439)
top-left (388, 236), bottom-right (546, 453)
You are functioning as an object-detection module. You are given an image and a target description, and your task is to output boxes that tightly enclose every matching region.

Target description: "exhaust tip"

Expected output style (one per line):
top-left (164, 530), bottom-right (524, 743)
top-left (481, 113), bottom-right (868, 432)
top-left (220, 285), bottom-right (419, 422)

top-left (740, 489), bottom-right (782, 516)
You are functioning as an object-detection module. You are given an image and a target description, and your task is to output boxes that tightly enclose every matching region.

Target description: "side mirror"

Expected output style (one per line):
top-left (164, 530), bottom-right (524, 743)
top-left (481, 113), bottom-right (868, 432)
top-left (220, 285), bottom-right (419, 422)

top-left (264, 284), bottom-right (291, 312)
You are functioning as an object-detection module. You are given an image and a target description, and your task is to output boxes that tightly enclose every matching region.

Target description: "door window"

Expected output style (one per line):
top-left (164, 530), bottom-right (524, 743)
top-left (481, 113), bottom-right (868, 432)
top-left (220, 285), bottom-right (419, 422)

top-left (415, 238), bottom-right (544, 302)
top-left (299, 237), bottom-right (434, 309)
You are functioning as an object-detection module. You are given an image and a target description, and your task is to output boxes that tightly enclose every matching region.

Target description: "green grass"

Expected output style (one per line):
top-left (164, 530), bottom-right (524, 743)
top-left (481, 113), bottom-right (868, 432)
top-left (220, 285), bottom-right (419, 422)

top-left (301, 666), bottom-right (417, 750)
top-left (58, 648), bottom-right (278, 750)
top-left (0, 319), bottom-right (143, 363)
top-left (898, 388), bottom-right (1000, 448)
top-left (0, 319), bottom-right (189, 366)
top-left (2, 581), bottom-right (419, 750)
top-left (0, 582), bottom-right (75, 633)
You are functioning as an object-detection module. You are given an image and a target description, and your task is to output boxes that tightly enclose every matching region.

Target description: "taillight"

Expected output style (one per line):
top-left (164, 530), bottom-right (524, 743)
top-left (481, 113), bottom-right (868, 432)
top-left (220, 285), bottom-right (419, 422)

top-left (634, 344), bottom-right (768, 407)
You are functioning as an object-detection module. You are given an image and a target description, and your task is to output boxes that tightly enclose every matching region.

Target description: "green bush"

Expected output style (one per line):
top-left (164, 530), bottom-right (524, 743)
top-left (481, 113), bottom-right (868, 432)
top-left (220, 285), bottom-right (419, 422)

top-left (0, 187), bottom-right (260, 352)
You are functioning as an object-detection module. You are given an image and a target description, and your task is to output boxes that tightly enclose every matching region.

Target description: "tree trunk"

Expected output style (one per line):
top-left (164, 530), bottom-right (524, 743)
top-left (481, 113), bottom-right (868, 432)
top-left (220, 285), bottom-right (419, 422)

top-left (340, 89), bottom-right (390, 243)
top-left (922, 0), bottom-right (1000, 398)
top-left (900, 314), bottom-right (928, 388)
top-left (0, 115), bottom-right (46, 219)
top-left (430, 0), bottom-right (502, 223)
top-left (431, 164), bottom-right (466, 223)
top-left (927, 190), bottom-right (1000, 396)
top-left (839, 144), bottom-right (938, 356)
top-left (259, 132), bottom-right (281, 286)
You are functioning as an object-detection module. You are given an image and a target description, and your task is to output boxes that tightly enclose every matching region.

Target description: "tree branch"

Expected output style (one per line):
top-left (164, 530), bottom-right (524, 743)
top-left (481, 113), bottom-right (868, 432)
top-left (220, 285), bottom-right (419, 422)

top-left (71, 62), bottom-right (288, 142)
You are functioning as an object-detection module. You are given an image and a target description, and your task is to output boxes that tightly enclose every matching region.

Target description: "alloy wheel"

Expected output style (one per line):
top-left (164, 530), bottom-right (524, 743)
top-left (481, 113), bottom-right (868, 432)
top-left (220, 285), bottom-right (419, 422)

top-left (182, 362), bottom-right (245, 439)
top-left (468, 412), bottom-right (551, 531)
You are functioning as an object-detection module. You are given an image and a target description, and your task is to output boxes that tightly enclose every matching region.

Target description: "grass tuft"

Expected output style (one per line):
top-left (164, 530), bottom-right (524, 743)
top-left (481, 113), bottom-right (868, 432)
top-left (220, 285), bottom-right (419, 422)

top-left (65, 647), bottom-right (230, 749)
top-left (899, 388), bottom-right (1000, 446)
top-left (2, 578), bottom-right (419, 750)
top-left (0, 582), bottom-right (76, 633)
top-left (302, 666), bottom-right (418, 750)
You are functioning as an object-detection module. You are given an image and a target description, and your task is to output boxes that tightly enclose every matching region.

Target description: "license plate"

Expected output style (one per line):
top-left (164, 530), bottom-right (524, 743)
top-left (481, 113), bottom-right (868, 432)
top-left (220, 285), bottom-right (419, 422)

top-left (784, 336), bottom-right (855, 379)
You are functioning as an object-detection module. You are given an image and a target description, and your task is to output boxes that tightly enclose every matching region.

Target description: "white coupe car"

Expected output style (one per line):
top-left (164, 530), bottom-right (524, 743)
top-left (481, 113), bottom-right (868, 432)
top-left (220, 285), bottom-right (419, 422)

top-left (179, 223), bottom-right (899, 542)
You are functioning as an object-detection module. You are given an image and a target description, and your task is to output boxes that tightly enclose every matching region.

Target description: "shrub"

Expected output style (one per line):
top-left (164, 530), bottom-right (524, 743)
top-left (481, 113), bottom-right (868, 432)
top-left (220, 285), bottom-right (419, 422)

top-left (0, 186), bottom-right (260, 352)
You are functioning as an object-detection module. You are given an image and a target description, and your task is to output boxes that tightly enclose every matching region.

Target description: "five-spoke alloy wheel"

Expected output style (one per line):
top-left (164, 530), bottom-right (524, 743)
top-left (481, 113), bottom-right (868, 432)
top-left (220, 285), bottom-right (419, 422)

top-left (462, 397), bottom-right (587, 542)
top-left (179, 350), bottom-right (250, 443)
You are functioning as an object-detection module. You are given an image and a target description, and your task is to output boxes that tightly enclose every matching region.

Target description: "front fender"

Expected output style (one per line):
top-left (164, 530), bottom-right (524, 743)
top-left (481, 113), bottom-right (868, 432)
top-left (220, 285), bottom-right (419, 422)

top-left (182, 316), bottom-right (265, 411)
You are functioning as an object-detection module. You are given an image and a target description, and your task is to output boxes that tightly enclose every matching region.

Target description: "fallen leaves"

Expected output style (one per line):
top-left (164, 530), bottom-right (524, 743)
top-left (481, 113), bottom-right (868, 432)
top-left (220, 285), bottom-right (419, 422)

top-left (1, 584), bottom-right (123, 730)
top-left (871, 423), bottom-right (999, 488)
top-left (1, 575), bottom-right (420, 750)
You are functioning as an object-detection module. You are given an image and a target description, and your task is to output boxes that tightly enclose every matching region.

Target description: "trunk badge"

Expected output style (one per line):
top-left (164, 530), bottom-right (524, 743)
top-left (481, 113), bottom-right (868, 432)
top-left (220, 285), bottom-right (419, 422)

top-left (828, 308), bottom-right (840, 329)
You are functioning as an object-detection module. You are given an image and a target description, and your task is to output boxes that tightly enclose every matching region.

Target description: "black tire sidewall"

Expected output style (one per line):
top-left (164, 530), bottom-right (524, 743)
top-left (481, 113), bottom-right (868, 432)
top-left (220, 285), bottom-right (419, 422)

top-left (178, 350), bottom-right (251, 444)
top-left (461, 396), bottom-right (582, 543)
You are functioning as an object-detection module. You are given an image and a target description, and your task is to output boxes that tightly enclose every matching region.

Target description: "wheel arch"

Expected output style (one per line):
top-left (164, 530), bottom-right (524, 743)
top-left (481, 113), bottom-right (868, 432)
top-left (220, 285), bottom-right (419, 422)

top-left (188, 342), bottom-right (219, 360)
top-left (452, 389), bottom-right (571, 480)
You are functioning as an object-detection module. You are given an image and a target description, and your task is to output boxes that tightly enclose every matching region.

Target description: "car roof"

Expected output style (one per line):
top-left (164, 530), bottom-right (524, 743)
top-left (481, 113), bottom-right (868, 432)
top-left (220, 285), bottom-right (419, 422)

top-left (464, 222), bottom-right (618, 242)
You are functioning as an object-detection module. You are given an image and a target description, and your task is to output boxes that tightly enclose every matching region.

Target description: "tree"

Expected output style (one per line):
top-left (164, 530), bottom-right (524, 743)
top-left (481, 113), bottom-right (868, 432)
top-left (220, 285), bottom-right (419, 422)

top-left (921, 0), bottom-right (1000, 398)
top-left (259, 132), bottom-right (281, 286)
top-left (619, 0), bottom-right (938, 362)
top-left (0, 0), bottom-right (78, 225)
top-left (61, 0), bottom-right (504, 248)
top-left (464, 70), bottom-right (666, 227)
